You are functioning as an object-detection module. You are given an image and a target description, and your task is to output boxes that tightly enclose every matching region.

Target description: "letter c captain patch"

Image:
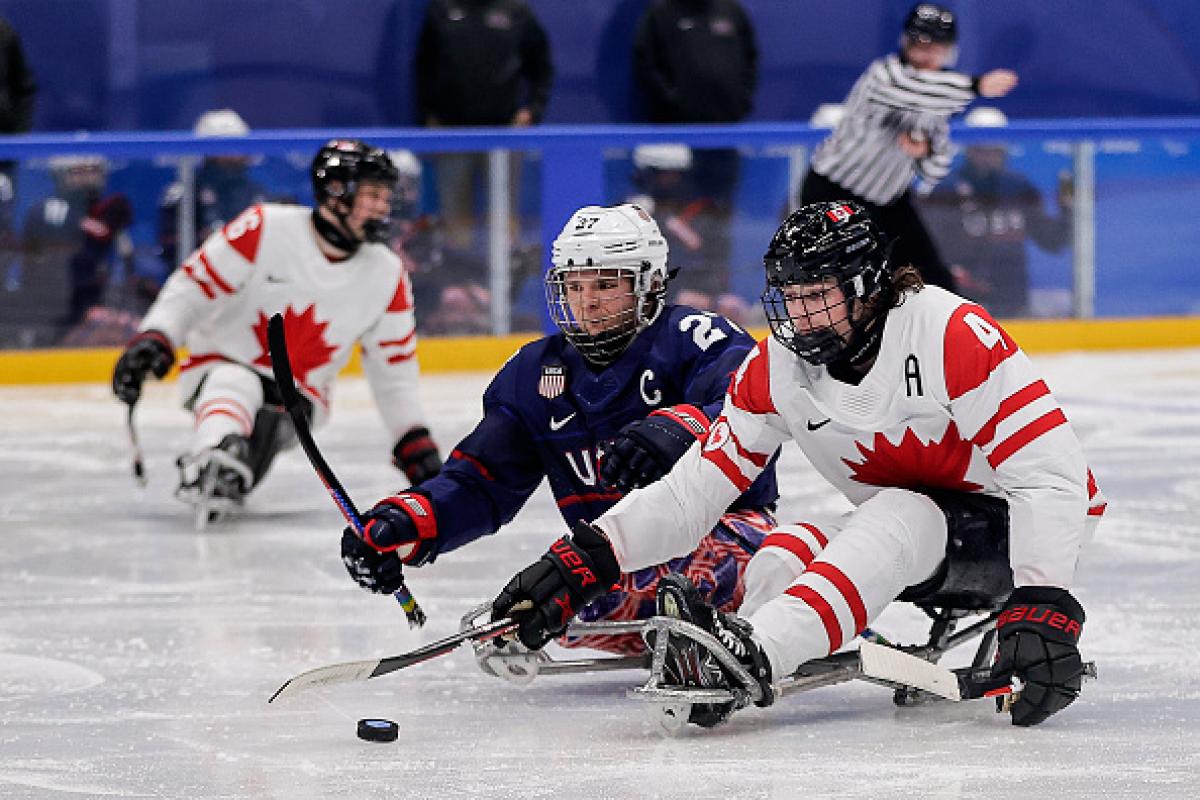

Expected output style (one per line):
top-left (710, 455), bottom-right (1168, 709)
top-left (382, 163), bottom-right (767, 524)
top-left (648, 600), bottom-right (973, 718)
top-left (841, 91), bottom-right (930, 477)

top-left (539, 364), bottom-right (566, 399)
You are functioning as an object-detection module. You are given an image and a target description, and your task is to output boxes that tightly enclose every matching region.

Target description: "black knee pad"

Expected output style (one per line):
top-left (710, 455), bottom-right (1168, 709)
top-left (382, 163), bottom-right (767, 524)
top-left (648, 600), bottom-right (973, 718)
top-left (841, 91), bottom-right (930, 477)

top-left (897, 489), bottom-right (1013, 611)
top-left (245, 376), bottom-right (308, 488)
top-left (246, 407), bottom-right (295, 487)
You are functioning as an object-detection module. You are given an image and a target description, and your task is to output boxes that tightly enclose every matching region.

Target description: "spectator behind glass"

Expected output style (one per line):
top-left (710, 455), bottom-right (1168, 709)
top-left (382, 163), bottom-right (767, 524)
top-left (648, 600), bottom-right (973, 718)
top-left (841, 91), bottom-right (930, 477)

top-left (633, 0), bottom-right (758, 315)
top-left (0, 14), bottom-right (37, 314)
top-left (627, 143), bottom-right (751, 326)
top-left (918, 107), bottom-right (1072, 318)
top-left (413, 0), bottom-right (553, 253)
top-left (10, 156), bottom-right (135, 347)
top-left (384, 148), bottom-right (494, 336)
top-left (0, 15), bottom-right (35, 136)
top-left (157, 109), bottom-right (267, 280)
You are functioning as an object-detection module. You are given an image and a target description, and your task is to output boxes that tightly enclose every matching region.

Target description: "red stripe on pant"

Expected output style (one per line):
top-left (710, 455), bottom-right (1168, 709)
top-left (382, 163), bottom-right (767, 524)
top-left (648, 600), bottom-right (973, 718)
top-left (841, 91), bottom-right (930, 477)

top-left (761, 532), bottom-right (817, 565)
top-left (806, 561), bottom-right (868, 634)
top-left (785, 584), bottom-right (844, 653)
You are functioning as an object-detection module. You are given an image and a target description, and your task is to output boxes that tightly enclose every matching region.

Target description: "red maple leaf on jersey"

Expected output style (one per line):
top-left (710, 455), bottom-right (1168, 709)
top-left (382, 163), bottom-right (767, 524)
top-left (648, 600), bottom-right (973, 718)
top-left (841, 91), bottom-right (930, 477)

top-left (842, 422), bottom-right (983, 492)
top-left (251, 304), bottom-right (338, 400)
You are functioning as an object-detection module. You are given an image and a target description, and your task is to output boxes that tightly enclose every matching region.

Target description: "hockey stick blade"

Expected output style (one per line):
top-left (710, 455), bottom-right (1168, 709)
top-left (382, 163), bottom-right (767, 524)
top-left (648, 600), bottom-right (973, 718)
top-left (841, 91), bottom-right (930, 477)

top-left (859, 640), bottom-right (1013, 702)
top-left (266, 313), bottom-right (426, 628)
top-left (269, 617), bottom-right (518, 703)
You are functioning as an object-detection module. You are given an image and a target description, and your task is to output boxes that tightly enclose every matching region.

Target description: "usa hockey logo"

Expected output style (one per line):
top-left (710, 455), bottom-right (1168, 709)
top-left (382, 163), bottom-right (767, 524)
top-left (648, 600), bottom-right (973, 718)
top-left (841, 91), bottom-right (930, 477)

top-left (539, 364), bottom-right (566, 398)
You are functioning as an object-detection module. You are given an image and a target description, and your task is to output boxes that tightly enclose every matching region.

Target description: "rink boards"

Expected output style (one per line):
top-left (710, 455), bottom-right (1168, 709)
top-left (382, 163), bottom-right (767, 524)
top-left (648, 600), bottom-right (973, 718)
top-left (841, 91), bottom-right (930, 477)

top-left (4, 315), bottom-right (1200, 385)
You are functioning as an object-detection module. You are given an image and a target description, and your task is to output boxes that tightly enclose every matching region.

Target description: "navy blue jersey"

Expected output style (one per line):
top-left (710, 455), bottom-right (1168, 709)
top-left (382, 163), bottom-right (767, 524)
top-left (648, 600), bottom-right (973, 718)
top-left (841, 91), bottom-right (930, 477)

top-left (419, 305), bottom-right (779, 558)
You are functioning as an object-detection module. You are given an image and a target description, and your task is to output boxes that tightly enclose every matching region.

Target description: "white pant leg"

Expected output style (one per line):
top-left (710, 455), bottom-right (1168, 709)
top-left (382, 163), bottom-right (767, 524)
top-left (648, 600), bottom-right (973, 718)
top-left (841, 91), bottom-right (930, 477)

top-left (740, 514), bottom-right (843, 617)
top-left (748, 489), bottom-right (948, 680)
top-left (187, 363), bottom-right (262, 457)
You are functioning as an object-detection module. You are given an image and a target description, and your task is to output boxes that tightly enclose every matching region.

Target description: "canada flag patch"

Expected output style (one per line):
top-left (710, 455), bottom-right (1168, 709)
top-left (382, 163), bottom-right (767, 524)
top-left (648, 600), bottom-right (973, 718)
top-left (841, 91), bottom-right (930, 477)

top-left (825, 204), bottom-right (854, 223)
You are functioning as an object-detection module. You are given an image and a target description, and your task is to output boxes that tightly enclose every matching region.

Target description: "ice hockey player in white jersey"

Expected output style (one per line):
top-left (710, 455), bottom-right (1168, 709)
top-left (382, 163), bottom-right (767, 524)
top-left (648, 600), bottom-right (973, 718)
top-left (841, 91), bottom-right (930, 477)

top-left (112, 139), bottom-right (441, 524)
top-left (492, 201), bottom-right (1105, 728)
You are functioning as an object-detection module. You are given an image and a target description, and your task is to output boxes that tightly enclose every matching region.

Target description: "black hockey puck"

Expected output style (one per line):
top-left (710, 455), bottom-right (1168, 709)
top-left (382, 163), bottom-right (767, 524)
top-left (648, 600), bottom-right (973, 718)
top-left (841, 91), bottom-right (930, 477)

top-left (356, 718), bottom-right (399, 743)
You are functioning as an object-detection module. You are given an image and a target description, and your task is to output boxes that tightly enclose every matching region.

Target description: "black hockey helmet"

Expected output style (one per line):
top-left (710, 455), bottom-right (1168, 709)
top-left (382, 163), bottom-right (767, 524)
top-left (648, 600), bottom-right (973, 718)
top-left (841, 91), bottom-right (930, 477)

top-left (903, 3), bottom-right (957, 44)
top-left (760, 202), bottom-right (892, 365)
top-left (311, 139), bottom-right (399, 244)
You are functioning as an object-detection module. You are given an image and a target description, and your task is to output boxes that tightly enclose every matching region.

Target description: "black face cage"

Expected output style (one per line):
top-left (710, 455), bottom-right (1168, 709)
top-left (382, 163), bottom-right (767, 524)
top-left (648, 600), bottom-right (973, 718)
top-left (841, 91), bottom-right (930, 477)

top-left (545, 264), bottom-right (665, 366)
top-left (761, 249), bottom-right (886, 365)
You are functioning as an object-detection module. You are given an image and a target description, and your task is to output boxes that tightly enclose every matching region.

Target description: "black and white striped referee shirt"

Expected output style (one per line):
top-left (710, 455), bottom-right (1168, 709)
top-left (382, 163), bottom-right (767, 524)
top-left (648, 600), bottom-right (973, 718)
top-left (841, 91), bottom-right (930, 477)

top-left (810, 53), bottom-right (977, 205)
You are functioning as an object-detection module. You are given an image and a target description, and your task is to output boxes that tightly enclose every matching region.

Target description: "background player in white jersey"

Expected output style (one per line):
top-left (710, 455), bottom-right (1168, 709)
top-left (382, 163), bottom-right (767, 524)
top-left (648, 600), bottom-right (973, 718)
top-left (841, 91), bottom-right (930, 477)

top-left (802, 3), bottom-right (1018, 291)
top-left (112, 140), bottom-right (441, 523)
top-left (493, 201), bottom-right (1105, 728)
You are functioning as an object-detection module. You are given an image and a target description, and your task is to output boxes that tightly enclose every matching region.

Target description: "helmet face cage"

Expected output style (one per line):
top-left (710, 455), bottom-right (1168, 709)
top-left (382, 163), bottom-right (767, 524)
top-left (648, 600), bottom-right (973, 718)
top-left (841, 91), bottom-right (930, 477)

top-left (311, 140), bottom-right (399, 243)
top-left (762, 259), bottom-right (874, 365)
top-left (546, 263), bottom-right (665, 365)
top-left (760, 203), bottom-right (890, 365)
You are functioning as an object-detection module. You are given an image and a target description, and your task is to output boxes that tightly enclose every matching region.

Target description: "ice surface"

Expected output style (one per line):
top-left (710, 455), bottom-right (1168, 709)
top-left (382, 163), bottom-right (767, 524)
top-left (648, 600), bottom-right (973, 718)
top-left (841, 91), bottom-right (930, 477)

top-left (1, 350), bottom-right (1198, 799)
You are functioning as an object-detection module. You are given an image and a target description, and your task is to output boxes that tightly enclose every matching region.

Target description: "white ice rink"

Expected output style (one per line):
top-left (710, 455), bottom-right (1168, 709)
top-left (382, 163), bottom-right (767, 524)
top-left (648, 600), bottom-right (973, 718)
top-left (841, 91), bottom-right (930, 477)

top-left (1, 348), bottom-right (1198, 799)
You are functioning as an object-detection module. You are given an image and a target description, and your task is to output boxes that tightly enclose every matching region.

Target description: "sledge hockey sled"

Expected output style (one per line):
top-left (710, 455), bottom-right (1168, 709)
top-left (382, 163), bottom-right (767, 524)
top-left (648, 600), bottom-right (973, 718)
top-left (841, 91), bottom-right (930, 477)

top-left (462, 600), bottom-right (1017, 733)
top-left (463, 551), bottom-right (1097, 735)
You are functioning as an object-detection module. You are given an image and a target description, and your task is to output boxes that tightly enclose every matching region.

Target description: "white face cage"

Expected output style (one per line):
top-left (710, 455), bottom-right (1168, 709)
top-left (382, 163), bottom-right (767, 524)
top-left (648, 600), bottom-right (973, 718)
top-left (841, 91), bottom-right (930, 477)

top-left (546, 263), bottom-right (666, 365)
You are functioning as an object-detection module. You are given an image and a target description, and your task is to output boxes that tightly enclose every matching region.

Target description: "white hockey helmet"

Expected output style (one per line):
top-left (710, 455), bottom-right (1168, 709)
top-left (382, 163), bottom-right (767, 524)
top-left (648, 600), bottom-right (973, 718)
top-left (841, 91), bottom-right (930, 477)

top-left (193, 108), bottom-right (250, 138)
top-left (387, 148), bottom-right (422, 179)
top-left (546, 203), bottom-right (670, 365)
top-left (964, 106), bottom-right (1009, 128)
top-left (809, 103), bottom-right (846, 129)
top-left (632, 143), bottom-right (693, 172)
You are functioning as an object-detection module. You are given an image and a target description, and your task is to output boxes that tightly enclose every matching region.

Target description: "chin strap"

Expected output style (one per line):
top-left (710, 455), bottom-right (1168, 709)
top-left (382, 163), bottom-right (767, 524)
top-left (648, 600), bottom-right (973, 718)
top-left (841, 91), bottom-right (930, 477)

top-left (827, 310), bottom-right (887, 384)
top-left (311, 208), bottom-right (361, 256)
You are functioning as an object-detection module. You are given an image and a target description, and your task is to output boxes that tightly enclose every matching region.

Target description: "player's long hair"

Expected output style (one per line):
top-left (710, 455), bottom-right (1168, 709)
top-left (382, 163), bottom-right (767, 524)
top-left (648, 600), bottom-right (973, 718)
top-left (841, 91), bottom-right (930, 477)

top-left (876, 263), bottom-right (925, 311)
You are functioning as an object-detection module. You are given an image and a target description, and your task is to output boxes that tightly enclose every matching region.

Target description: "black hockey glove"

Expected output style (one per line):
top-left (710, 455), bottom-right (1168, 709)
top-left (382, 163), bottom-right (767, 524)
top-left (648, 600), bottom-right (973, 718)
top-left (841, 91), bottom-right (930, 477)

top-left (341, 492), bottom-right (439, 594)
top-left (599, 404), bottom-right (710, 492)
top-left (392, 426), bottom-right (442, 485)
top-left (993, 586), bottom-right (1086, 727)
top-left (491, 521), bottom-right (621, 650)
top-left (112, 330), bottom-right (175, 406)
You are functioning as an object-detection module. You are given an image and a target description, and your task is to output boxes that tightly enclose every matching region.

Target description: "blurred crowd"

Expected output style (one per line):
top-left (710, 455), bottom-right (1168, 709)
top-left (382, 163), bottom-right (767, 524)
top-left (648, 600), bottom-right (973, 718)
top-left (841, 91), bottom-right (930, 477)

top-left (0, 2), bottom-right (1073, 348)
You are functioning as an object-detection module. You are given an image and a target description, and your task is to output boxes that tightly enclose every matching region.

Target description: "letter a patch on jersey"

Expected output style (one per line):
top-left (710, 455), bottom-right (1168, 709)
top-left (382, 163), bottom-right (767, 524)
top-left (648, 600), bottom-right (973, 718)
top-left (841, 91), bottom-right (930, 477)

top-left (539, 364), bottom-right (566, 399)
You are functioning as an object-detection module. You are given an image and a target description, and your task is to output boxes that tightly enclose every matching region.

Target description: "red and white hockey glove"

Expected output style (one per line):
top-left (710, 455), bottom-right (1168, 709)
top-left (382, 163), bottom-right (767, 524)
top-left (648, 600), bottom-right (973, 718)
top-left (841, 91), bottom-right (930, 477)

top-left (341, 492), bottom-right (438, 595)
top-left (599, 404), bottom-right (710, 492)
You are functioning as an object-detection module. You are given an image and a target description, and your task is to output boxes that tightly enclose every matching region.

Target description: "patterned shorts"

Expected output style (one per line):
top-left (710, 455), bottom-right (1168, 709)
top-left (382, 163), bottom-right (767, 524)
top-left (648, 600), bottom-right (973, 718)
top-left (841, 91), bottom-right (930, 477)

top-left (560, 507), bottom-right (776, 655)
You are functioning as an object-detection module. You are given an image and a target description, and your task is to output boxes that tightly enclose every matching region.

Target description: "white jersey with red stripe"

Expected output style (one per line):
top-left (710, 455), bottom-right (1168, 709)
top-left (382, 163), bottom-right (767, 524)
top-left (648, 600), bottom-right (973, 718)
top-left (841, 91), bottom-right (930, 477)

top-left (139, 203), bottom-right (427, 438)
top-left (597, 285), bottom-right (1104, 590)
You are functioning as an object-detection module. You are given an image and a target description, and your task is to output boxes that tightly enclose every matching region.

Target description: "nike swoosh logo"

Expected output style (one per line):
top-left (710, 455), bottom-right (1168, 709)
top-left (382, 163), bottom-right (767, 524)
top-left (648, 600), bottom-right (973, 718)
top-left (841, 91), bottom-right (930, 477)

top-left (807, 418), bottom-right (832, 431)
top-left (550, 413), bottom-right (576, 431)
top-left (265, 275), bottom-right (287, 284)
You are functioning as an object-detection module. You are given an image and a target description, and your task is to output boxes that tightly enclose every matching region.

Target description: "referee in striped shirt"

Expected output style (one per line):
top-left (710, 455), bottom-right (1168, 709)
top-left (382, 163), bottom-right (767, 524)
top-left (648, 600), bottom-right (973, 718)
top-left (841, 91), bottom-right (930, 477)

top-left (801, 3), bottom-right (1017, 290)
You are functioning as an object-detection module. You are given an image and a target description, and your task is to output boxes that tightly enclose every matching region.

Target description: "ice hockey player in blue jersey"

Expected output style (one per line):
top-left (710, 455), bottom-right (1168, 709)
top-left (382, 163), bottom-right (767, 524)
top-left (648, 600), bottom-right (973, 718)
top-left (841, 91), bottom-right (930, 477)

top-left (341, 203), bottom-right (779, 653)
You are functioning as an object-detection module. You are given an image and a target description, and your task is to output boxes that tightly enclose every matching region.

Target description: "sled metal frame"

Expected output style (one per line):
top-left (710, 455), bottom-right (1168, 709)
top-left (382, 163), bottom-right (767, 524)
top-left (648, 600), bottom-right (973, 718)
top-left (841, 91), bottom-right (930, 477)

top-left (462, 602), bottom-right (1095, 732)
top-left (463, 602), bottom-right (996, 696)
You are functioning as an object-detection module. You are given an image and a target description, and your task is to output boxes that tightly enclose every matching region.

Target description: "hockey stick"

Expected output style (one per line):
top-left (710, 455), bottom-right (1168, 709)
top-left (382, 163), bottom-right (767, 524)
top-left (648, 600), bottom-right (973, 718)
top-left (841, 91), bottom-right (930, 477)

top-left (268, 616), bottom-right (518, 703)
top-left (266, 313), bottom-right (426, 629)
top-left (859, 640), bottom-right (1013, 701)
top-left (126, 403), bottom-right (147, 487)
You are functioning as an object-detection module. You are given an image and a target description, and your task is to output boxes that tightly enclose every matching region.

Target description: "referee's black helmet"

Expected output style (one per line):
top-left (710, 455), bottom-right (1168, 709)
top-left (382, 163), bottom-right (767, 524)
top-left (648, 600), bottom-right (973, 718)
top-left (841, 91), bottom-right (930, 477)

top-left (903, 3), bottom-right (957, 44)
